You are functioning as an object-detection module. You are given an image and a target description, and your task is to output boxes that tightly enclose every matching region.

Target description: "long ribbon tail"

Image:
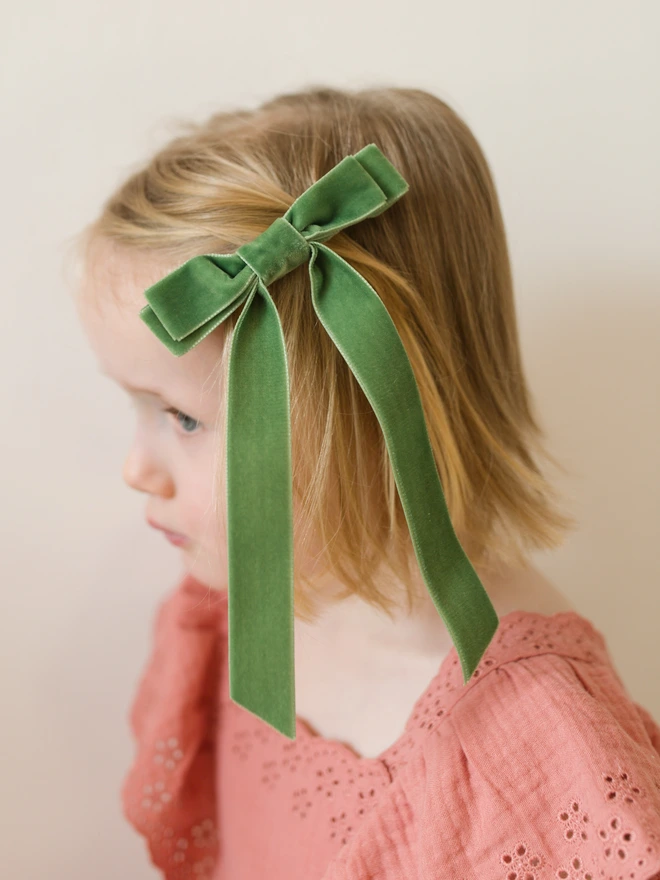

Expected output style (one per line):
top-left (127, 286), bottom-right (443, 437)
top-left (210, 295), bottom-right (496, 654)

top-left (225, 278), bottom-right (296, 738)
top-left (309, 243), bottom-right (500, 683)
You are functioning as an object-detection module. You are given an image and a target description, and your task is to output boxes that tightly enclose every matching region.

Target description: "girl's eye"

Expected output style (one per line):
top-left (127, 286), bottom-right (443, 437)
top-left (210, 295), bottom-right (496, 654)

top-left (165, 408), bottom-right (202, 435)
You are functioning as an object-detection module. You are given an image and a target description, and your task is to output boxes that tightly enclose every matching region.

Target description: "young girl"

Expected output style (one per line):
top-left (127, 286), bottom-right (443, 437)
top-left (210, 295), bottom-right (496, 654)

top-left (72, 86), bottom-right (660, 879)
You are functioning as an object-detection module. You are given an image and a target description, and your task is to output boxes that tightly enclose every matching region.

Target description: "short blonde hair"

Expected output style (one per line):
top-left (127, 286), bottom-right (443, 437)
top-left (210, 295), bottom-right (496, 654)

top-left (71, 85), bottom-right (577, 625)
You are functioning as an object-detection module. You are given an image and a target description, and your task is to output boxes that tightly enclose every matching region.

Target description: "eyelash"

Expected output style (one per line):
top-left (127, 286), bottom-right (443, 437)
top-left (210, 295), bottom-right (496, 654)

top-left (165, 407), bottom-right (202, 435)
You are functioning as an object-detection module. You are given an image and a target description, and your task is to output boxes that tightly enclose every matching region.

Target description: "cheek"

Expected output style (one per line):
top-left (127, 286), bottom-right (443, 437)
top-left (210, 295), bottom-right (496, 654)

top-left (182, 449), bottom-right (226, 535)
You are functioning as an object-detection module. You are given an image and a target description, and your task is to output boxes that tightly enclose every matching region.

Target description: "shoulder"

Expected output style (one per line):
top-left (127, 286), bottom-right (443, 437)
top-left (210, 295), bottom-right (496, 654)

top-left (409, 610), bottom-right (660, 879)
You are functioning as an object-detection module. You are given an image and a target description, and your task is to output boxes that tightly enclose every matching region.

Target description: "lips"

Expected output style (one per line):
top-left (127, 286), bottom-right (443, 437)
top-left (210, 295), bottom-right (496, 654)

top-left (147, 518), bottom-right (188, 540)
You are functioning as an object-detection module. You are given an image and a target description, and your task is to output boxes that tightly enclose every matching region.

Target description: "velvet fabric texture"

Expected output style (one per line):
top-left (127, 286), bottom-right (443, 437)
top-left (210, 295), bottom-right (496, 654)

top-left (138, 144), bottom-right (498, 739)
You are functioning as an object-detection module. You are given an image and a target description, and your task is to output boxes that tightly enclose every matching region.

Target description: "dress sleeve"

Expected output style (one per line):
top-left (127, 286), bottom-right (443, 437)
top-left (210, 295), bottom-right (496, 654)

top-left (633, 699), bottom-right (660, 756)
top-left (413, 653), bottom-right (660, 879)
top-left (120, 576), bottom-right (225, 880)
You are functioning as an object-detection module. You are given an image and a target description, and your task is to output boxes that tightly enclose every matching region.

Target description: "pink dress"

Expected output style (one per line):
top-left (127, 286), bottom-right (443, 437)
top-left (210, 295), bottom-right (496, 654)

top-left (122, 573), bottom-right (660, 879)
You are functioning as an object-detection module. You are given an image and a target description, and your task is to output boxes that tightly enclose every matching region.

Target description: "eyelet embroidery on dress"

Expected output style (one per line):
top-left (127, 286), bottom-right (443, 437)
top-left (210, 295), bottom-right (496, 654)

top-left (259, 736), bottom-right (390, 845)
top-left (128, 585), bottom-right (660, 875)
top-left (381, 614), bottom-right (603, 783)
top-left (153, 736), bottom-right (185, 772)
top-left (124, 727), bottom-right (220, 879)
top-left (497, 765), bottom-right (660, 879)
top-left (123, 579), bottom-right (224, 880)
top-left (226, 611), bottom-right (612, 849)
top-left (500, 842), bottom-right (547, 878)
top-left (146, 819), bottom-right (218, 879)
top-left (221, 605), bottom-right (660, 864)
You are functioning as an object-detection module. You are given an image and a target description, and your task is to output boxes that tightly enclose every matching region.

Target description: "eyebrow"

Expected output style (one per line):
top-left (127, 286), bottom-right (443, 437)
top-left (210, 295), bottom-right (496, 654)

top-left (98, 370), bottom-right (173, 405)
top-left (120, 381), bottom-right (167, 400)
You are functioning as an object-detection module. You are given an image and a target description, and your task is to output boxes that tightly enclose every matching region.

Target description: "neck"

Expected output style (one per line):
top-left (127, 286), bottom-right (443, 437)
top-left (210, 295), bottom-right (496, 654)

top-left (294, 557), bottom-right (566, 659)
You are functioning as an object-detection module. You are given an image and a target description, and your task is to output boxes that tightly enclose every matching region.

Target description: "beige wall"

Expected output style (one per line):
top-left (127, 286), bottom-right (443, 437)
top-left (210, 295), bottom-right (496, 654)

top-left (1, 1), bottom-right (658, 877)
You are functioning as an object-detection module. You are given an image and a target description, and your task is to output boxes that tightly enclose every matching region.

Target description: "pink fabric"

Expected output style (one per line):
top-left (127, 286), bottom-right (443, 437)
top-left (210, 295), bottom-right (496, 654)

top-left (122, 573), bottom-right (660, 879)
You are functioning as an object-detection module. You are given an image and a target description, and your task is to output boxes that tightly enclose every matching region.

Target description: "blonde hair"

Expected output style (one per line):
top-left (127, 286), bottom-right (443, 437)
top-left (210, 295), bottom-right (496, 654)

top-left (70, 85), bottom-right (578, 625)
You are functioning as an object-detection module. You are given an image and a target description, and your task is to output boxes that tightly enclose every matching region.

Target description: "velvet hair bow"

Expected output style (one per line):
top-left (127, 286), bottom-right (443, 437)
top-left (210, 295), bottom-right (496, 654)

top-left (139, 143), bottom-right (500, 739)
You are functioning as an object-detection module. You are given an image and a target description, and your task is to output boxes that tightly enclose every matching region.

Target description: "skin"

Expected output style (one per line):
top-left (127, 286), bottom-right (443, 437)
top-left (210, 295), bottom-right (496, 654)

top-left (75, 240), bottom-right (230, 591)
top-left (76, 234), bottom-right (573, 752)
top-left (75, 239), bottom-right (336, 597)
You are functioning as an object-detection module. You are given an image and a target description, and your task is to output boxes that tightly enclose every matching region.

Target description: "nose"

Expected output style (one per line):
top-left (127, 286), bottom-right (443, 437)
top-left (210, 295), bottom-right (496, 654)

top-left (122, 448), bottom-right (175, 497)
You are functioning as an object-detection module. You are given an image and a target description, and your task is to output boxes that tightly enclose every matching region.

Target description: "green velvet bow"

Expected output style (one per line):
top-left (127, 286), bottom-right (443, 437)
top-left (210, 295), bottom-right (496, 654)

top-left (139, 143), bottom-right (499, 739)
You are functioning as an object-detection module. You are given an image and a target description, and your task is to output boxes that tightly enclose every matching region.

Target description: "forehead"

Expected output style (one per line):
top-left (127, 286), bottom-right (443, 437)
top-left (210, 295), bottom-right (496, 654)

top-left (75, 239), bottom-right (225, 408)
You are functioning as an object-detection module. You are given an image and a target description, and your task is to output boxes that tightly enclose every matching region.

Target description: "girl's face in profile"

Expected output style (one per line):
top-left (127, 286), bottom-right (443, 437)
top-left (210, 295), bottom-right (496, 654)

top-left (75, 240), bottom-right (228, 591)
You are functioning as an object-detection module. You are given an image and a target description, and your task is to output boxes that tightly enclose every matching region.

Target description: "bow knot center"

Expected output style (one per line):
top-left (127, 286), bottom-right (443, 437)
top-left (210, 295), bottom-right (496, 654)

top-left (237, 217), bottom-right (312, 286)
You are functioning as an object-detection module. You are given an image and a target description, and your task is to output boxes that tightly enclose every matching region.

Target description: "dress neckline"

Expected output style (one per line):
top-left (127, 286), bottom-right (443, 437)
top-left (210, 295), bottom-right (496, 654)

top-left (288, 608), bottom-right (607, 765)
top-left (185, 577), bottom-right (609, 767)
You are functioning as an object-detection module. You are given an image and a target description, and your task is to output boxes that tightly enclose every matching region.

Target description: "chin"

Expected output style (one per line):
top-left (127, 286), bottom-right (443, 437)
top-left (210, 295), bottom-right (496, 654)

top-left (181, 559), bottom-right (228, 593)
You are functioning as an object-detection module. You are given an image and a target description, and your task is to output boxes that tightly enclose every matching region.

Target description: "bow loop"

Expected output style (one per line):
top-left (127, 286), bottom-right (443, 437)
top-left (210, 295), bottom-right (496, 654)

top-left (140, 253), bottom-right (256, 354)
top-left (237, 217), bottom-right (311, 285)
top-left (284, 143), bottom-right (409, 243)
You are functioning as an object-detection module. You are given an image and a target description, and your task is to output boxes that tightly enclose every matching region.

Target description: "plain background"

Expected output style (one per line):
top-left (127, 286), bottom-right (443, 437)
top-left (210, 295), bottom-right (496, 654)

top-left (1, 2), bottom-right (659, 877)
